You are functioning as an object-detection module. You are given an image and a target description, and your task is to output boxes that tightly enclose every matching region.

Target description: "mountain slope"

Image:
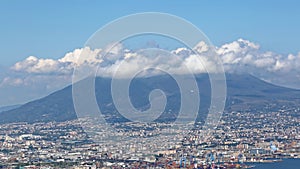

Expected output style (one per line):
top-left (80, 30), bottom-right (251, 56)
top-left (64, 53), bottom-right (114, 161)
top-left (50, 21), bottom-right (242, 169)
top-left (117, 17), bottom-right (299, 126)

top-left (0, 74), bottom-right (299, 124)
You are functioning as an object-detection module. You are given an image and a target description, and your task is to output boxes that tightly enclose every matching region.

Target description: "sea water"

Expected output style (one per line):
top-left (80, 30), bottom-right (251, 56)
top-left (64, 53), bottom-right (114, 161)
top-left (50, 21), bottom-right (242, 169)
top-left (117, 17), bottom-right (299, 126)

top-left (249, 159), bottom-right (300, 169)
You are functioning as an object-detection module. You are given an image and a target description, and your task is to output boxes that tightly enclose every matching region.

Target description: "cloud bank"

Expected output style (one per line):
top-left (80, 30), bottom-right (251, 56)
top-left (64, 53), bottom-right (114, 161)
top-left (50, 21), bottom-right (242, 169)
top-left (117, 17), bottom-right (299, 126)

top-left (10, 39), bottom-right (300, 77)
top-left (1, 39), bottom-right (300, 106)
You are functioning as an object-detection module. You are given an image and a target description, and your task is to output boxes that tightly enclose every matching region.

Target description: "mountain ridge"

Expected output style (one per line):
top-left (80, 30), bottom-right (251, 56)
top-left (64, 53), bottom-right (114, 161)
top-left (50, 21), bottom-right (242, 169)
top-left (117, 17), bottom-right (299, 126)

top-left (0, 73), bottom-right (299, 124)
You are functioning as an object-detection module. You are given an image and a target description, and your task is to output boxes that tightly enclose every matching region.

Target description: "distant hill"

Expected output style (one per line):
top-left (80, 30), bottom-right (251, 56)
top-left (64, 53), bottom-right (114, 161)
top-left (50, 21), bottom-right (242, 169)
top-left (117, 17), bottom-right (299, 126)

top-left (0, 104), bottom-right (21, 113)
top-left (0, 74), bottom-right (299, 124)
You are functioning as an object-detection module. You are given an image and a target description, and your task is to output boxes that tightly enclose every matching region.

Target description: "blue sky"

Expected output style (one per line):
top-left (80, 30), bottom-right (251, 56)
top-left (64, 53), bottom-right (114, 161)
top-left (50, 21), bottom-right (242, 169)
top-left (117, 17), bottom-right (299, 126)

top-left (1, 0), bottom-right (300, 66)
top-left (1, 0), bottom-right (300, 106)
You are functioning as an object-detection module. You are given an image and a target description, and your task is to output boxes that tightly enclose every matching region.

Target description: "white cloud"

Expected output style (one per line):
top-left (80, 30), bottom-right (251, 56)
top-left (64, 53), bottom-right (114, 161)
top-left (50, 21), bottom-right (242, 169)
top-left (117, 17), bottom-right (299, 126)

top-left (0, 77), bottom-right (23, 87)
top-left (216, 39), bottom-right (300, 88)
top-left (7, 39), bottom-right (300, 81)
top-left (217, 39), bottom-right (299, 73)
top-left (1, 38), bottom-right (300, 106)
top-left (13, 56), bottom-right (60, 74)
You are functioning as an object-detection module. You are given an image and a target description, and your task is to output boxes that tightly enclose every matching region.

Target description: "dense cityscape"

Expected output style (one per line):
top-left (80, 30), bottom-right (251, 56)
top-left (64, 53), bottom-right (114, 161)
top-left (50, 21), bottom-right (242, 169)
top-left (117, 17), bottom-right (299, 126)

top-left (1, 1), bottom-right (300, 169)
top-left (1, 103), bottom-right (299, 169)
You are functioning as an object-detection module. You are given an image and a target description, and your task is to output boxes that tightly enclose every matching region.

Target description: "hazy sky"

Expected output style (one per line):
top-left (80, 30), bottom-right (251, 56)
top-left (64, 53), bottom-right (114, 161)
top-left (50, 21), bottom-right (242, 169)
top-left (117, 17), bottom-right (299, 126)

top-left (1, 0), bottom-right (300, 66)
